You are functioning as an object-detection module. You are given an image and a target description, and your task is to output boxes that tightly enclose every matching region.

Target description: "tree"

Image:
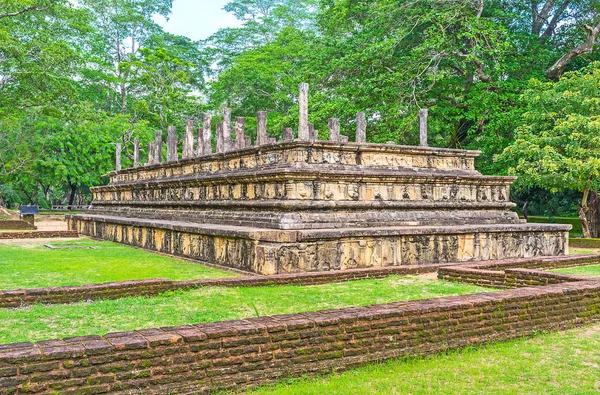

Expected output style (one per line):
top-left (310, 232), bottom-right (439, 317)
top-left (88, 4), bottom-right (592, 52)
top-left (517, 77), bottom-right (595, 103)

top-left (123, 35), bottom-right (204, 130)
top-left (79, 0), bottom-right (173, 113)
top-left (203, 0), bottom-right (317, 73)
top-left (497, 62), bottom-right (600, 237)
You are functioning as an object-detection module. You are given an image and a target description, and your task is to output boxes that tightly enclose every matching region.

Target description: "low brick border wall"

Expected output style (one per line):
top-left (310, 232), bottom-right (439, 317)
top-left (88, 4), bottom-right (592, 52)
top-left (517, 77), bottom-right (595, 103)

top-left (3, 255), bottom-right (599, 308)
top-left (0, 231), bottom-right (78, 240)
top-left (0, 264), bottom-right (446, 308)
top-left (437, 254), bottom-right (600, 289)
top-left (438, 267), bottom-right (590, 289)
top-left (0, 220), bottom-right (36, 231)
top-left (2, 280), bottom-right (600, 394)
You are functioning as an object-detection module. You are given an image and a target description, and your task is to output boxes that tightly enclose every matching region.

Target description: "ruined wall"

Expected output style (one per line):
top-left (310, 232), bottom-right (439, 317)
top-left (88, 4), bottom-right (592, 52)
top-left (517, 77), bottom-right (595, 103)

top-left (2, 280), bottom-right (600, 394)
top-left (69, 216), bottom-right (569, 275)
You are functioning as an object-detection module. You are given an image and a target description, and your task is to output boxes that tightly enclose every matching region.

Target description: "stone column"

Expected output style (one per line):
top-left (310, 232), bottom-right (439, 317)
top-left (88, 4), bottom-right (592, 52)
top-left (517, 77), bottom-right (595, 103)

top-left (256, 111), bottom-right (268, 145)
top-left (298, 83), bottom-right (309, 140)
top-left (356, 112), bottom-right (367, 143)
top-left (419, 109), bottom-right (428, 147)
top-left (133, 138), bottom-right (140, 168)
top-left (115, 143), bottom-right (122, 171)
top-left (183, 120), bottom-right (195, 159)
top-left (223, 108), bottom-right (232, 151)
top-left (216, 123), bottom-right (224, 153)
top-left (284, 127), bottom-right (294, 141)
top-left (197, 126), bottom-right (204, 157)
top-left (147, 142), bottom-right (155, 165)
top-left (235, 117), bottom-right (246, 149)
top-left (154, 130), bottom-right (163, 164)
top-left (201, 114), bottom-right (212, 156)
top-left (328, 118), bottom-right (340, 141)
top-left (167, 126), bottom-right (178, 162)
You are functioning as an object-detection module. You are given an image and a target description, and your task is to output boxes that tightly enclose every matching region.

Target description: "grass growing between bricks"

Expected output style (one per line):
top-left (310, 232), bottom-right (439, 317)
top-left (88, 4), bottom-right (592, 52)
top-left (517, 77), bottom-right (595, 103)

top-left (251, 323), bottom-right (600, 395)
top-left (0, 239), bottom-right (236, 289)
top-left (0, 275), bottom-right (491, 344)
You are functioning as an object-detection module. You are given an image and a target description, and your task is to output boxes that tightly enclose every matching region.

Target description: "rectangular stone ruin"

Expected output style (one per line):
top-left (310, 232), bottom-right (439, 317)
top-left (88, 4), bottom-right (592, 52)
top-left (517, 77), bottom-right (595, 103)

top-left (67, 85), bottom-right (570, 275)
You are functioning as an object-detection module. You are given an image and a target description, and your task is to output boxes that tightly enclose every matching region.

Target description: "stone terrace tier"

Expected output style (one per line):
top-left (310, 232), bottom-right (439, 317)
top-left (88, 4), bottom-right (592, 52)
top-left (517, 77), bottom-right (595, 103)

top-left (105, 141), bottom-right (480, 185)
top-left (89, 141), bottom-right (518, 230)
top-left (69, 140), bottom-right (570, 274)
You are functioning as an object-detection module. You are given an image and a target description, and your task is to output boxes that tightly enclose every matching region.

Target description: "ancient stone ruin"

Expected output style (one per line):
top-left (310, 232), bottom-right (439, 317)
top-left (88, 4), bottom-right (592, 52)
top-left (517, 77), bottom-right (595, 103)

top-left (67, 84), bottom-right (570, 274)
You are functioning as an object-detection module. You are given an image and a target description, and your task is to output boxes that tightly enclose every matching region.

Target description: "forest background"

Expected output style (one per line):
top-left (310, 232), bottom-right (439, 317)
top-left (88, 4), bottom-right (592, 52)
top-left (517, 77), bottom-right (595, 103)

top-left (1, 0), bottom-right (600, 235)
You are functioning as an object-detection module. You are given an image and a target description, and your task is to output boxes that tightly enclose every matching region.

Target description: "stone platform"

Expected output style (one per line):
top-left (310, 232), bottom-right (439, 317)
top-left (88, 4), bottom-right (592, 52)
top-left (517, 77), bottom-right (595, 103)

top-left (68, 140), bottom-right (569, 274)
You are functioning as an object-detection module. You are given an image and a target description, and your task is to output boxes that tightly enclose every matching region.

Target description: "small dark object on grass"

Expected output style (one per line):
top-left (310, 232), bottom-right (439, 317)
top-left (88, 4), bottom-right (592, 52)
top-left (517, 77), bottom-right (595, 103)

top-left (43, 244), bottom-right (100, 250)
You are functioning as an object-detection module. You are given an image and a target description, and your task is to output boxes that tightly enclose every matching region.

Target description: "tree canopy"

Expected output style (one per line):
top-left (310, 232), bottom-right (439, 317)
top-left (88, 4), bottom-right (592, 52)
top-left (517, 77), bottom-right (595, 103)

top-left (1, 0), bottom-right (599, 227)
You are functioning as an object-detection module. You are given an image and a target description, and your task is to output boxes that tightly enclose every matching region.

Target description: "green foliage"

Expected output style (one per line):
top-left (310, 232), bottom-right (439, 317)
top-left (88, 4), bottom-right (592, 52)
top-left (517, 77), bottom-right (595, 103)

top-left (0, 0), bottom-right (202, 206)
top-left (497, 63), bottom-right (600, 196)
top-left (2, 0), bottom-right (600, 212)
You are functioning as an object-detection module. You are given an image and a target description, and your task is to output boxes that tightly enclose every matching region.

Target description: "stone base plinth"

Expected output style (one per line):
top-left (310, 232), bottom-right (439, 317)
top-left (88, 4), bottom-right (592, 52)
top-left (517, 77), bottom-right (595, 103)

top-left (68, 214), bottom-right (570, 275)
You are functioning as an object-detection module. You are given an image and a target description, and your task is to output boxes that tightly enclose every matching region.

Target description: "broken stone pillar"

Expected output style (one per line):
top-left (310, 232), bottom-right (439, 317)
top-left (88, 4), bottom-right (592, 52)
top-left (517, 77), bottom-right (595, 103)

top-left (298, 83), bottom-right (309, 140)
top-left (216, 123), bottom-right (225, 153)
top-left (235, 117), bottom-right (246, 149)
top-left (223, 108), bottom-right (232, 151)
top-left (245, 136), bottom-right (252, 148)
top-left (115, 143), bottom-right (122, 171)
top-left (419, 109), bottom-right (428, 147)
top-left (183, 120), bottom-right (195, 159)
top-left (147, 142), bottom-right (155, 165)
top-left (328, 118), bottom-right (340, 142)
top-left (356, 112), bottom-right (367, 143)
top-left (133, 138), bottom-right (140, 168)
top-left (201, 114), bottom-right (212, 156)
top-left (154, 130), bottom-right (163, 164)
top-left (284, 128), bottom-right (294, 141)
top-left (308, 123), bottom-right (316, 141)
top-left (328, 118), bottom-right (349, 142)
top-left (256, 111), bottom-right (268, 145)
top-left (167, 126), bottom-right (178, 162)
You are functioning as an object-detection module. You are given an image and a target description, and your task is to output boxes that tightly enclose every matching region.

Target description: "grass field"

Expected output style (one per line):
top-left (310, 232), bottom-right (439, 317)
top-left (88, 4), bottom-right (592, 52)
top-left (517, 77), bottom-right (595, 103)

top-left (0, 239), bottom-right (235, 289)
top-left (553, 264), bottom-right (600, 277)
top-left (251, 323), bottom-right (600, 395)
top-left (0, 276), bottom-right (491, 344)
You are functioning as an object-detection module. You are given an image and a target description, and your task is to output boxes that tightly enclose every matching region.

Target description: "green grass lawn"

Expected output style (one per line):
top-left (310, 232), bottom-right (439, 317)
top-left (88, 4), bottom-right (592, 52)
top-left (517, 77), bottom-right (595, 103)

top-left (553, 264), bottom-right (600, 277)
top-left (0, 239), bottom-right (235, 289)
top-left (251, 323), bottom-right (600, 395)
top-left (0, 276), bottom-right (491, 344)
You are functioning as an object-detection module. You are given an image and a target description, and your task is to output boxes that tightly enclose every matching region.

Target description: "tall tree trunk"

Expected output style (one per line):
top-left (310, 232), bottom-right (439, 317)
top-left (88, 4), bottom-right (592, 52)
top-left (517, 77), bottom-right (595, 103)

top-left (68, 184), bottom-right (77, 206)
top-left (579, 188), bottom-right (592, 238)
top-left (586, 190), bottom-right (600, 238)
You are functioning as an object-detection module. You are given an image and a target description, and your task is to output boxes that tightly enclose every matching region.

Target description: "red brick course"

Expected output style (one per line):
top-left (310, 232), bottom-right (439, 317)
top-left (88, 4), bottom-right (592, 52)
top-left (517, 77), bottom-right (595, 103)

top-left (0, 231), bottom-right (78, 240)
top-left (2, 255), bottom-right (599, 308)
top-left (0, 264), bottom-right (444, 308)
top-left (437, 254), bottom-right (600, 289)
top-left (0, 221), bottom-right (36, 231)
top-left (438, 266), bottom-right (590, 288)
top-left (2, 280), bottom-right (600, 394)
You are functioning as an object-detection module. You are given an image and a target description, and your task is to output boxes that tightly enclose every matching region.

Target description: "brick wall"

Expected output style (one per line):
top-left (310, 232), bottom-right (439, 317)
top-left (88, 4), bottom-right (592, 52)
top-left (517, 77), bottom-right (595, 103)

top-left (0, 231), bottom-right (78, 240)
top-left (2, 255), bottom-right (599, 308)
top-left (2, 280), bottom-right (600, 394)
top-left (438, 266), bottom-right (589, 289)
top-left (0, 264), bottom-right (444, 308)
top-left (0, 220), bottom-right (36, 231)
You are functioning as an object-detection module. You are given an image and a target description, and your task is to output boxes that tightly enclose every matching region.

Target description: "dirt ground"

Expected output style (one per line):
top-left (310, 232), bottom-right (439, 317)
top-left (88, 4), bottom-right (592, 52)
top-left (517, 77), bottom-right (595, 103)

top-left (34, 215), bottom-right (69, 231)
